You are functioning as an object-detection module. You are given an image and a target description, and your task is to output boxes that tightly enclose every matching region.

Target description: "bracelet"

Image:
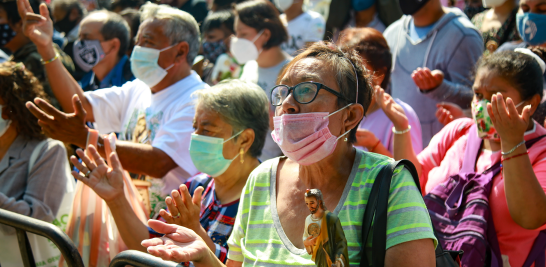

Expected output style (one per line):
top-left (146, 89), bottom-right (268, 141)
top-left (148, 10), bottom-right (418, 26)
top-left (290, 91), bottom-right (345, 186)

top-left (501, 140), bottom-right (526, 156)
top-left (501, 151), bottom-right (529, 164)
top-left (41, 53), bottom-right (59, 65)
top-left (370, 139), bottom-right (381, 152)
top-left (392, 125), bottom-right (411, 135)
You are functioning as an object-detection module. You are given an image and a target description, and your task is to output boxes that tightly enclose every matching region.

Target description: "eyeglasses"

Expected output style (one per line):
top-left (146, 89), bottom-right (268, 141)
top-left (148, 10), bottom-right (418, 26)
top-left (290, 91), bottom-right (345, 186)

top-left (270, 82), bottom-right (349, 106)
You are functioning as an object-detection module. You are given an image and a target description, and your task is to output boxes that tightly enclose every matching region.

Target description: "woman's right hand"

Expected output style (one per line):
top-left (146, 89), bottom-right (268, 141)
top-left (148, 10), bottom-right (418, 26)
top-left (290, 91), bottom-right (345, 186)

top-left (374, 86), bottom-right (409, 131)
top-left (70, 145), bottom-right (125, 203)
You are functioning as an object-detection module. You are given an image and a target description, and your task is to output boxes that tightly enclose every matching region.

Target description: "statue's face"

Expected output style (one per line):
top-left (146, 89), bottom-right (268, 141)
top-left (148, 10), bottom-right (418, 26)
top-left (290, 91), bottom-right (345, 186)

top-left (305, 197), bottom-right (320, 214)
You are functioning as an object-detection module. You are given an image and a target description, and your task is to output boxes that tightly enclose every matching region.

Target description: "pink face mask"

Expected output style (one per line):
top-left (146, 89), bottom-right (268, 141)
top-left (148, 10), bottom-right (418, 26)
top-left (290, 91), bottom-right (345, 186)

top-left (271, 104), bottom-right (352, 165)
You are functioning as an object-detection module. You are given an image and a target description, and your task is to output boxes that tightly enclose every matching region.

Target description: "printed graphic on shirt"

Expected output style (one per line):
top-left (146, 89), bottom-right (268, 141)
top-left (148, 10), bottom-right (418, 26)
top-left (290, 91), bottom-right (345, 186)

top-left (281, 11), bottom-right (325, 56)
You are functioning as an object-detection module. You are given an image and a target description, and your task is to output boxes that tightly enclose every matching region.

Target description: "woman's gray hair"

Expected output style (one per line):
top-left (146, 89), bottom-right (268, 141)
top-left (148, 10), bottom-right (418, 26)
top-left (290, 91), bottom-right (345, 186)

top-left (193, 79), bottom-right (270, 158)
top-left (139, 2), bottom-right (200, 64)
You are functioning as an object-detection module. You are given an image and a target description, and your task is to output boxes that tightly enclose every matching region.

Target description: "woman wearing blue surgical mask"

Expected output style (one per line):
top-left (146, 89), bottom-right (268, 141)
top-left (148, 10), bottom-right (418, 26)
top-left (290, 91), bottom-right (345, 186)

top-left (388, 48), bottom-right (546, 267)
top-left (232, 0), bottom-right (292, 161)
top-left (71, 79), bottom-right (270, 265)
top-left (498, 0), bottom-right (546, 50)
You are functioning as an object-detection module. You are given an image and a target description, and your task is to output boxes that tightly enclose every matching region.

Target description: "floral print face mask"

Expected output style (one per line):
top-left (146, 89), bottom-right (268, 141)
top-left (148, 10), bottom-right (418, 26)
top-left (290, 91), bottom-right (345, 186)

top-left (471, 98), bottom-right (525, 140)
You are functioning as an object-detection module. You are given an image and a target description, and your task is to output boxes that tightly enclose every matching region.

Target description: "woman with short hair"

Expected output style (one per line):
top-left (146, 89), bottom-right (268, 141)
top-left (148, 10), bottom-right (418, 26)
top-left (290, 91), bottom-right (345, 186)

top-left (231, 0), bottom-right (292, 161)
top-left (72, 79), bottom-right (270, 264)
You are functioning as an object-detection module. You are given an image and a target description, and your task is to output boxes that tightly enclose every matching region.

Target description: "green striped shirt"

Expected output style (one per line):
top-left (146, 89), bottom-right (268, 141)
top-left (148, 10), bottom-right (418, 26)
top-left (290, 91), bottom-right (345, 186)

top-left (227, 150), bottom-right (437, 266)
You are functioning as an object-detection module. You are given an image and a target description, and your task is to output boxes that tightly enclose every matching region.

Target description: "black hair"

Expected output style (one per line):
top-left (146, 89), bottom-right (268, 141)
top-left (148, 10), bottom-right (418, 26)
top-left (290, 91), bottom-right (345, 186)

top-left (212, 0), bottom-right (239, 11)
top-left (0, 0), bottom-right (40, 25)
top-left (110, 0), bottom-right (143, 12)
top-left (477, 49), bottom-right (545, 101)
top-left (202, 10), bottom-right (235, 34)
top-left (235, 0), bottom-right (288, 50)
top-left (93, 10), bottom-right (131, 57)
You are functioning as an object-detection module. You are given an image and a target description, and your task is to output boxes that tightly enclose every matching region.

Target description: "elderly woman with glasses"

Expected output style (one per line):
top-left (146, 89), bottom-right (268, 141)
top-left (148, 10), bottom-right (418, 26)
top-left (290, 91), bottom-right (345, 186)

top-left (140, 42), bottom-right (437, 267)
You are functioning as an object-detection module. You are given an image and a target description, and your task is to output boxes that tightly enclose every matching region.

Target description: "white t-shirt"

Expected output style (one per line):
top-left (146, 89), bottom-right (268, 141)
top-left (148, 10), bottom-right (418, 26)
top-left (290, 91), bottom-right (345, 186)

top-left (84, 71), bottom-right (208, 216)
top-left (280, 11), bottom-right (325, 56)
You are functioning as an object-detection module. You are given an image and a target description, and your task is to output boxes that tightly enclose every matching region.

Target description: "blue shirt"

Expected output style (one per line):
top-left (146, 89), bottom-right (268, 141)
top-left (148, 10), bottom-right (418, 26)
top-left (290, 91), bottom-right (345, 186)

top-left (79, 55), bottom-right (134, 91)
top-left (409, 19), bottom-right (438, 42)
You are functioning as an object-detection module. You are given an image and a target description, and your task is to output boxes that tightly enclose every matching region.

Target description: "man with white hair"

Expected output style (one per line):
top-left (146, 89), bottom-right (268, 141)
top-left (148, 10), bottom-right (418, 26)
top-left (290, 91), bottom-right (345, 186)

top-left (19, 0), bottom-right (207, 218)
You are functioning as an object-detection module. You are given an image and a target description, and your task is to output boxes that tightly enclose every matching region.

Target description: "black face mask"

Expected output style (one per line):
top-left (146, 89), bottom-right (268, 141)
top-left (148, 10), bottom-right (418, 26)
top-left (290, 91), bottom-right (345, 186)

top-left (54, 12), bottom-right (78, 34)
top-left (0, 24), bottom-right (16, 46)
top-left (399, 0), bottom-right (431, 15)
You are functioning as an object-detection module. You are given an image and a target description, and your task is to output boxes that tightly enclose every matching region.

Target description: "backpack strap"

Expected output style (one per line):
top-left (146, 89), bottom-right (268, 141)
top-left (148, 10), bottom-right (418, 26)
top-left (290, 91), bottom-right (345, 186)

top-left (360, 159), bottom-right (428, 267)
top-left (28, 139), bottom-right (49, 174)
top-left (460, 124), bottom-right (483, 173)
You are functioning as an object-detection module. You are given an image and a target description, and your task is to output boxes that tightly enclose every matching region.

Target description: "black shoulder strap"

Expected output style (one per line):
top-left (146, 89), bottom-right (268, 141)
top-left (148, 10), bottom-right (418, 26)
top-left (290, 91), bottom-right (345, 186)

top-left (360, 159), bottom-right (424, 267)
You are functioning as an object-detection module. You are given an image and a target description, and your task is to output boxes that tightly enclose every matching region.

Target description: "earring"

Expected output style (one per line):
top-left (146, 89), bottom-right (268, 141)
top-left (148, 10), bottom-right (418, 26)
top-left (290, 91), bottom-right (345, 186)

top-left (344, 137), bottom-right (348, 142)
top-left (240, 148), bottom-right (245, 164)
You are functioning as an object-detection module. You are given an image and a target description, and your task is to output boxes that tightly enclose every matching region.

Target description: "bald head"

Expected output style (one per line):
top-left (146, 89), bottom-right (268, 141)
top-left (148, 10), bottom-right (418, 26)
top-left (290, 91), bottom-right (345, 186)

top-left (79, 10), bottom-right (130, 57)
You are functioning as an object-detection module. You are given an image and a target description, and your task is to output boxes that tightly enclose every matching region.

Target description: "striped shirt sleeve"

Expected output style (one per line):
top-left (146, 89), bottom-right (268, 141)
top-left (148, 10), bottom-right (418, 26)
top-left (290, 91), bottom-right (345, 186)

top-left (227, 175), bottom-right (253, 262)
top-left (385, 166), bottom-right (437, 249)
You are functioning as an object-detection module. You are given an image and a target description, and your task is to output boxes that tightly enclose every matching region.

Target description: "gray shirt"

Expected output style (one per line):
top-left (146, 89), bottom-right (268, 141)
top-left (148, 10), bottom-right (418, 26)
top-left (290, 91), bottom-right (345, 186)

top-left (0, 136), bottom-right (70, 227)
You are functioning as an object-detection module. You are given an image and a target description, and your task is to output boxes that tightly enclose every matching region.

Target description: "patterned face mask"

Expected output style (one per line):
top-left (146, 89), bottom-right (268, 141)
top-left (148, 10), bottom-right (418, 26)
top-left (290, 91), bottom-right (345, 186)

top-left (471, 98), bottom-right (525, 140)
top-left (202, 39), bottom-right (226, 64)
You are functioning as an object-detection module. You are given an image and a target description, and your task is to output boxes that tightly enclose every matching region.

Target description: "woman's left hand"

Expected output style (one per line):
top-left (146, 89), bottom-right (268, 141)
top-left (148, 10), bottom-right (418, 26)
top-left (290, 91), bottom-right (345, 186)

top-left (487, 93), bottom-right (531, 147)
top-left (160, 184), bottom-right (204, 232)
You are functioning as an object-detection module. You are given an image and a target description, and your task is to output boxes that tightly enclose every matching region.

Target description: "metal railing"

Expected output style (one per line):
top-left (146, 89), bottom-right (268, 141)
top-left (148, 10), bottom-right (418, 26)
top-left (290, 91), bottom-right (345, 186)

top-left (0, 208), bottom-right (84, 267)
top-left (110, 250), bottom-right (182, 267)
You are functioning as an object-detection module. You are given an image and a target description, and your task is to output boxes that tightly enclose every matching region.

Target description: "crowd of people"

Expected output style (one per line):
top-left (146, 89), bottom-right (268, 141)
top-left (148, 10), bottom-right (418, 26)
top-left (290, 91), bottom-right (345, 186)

top-left (1, 0), bottom-right (546, 266)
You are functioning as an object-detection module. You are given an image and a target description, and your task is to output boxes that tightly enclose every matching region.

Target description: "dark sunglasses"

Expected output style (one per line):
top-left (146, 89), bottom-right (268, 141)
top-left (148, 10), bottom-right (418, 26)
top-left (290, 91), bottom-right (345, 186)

top-left (270, 82), bottom-right (349, 106)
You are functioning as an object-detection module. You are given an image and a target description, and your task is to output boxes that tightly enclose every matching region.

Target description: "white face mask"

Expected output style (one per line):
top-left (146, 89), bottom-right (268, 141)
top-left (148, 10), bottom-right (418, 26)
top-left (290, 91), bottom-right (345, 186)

top-left (274, 0), bottom-right (294, 11)
top-left (130, 44), bottom-right (177, 88)
top-left (230, 30), bottom-right (264, 64)
top-left (0, 105), bottom-right (12, 137)
top-left (482, 0), bottom-right (506, 8)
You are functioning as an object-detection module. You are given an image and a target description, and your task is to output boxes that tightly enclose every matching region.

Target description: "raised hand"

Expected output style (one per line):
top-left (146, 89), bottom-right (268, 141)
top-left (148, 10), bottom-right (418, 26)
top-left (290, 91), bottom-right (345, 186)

top-left (70, 144), bottom-right (125, 202)
top-left (355, 129), bottom-right (379, 149)
top-left (411, 67), bottom-right (444, 90)
top-left (374, 86), bottom-right (409, 131)
top-left (142, 220), bottom-right (212, 263)
top-left (26, 94), bottom-right (89, 148)
top-left (487, 93), bottom-right (531, 147)
top-left (17, 0), bottom-right (53, 48)
top-left (435, 102), bottom-right (465, 126)
top-left (159, 184), bottom-right (204, 232)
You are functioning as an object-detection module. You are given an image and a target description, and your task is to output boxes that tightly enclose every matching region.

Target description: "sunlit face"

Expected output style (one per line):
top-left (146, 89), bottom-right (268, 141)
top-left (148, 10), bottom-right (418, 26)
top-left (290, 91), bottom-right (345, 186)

top-left (233, 17), bottom-right (267, 50)
top-left (305, 196), bottom-right (320, 214)
top-left (134, 18), bottom-right (180, 69)
top-left (472, 67), bottom-right (524, 105)
top-left (192, 103), bottom-right (238, 160)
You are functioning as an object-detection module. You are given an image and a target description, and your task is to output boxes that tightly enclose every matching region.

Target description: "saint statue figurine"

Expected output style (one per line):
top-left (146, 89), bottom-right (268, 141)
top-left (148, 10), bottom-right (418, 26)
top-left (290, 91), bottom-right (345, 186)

top-left (303, 189), bottom-right (349, 267)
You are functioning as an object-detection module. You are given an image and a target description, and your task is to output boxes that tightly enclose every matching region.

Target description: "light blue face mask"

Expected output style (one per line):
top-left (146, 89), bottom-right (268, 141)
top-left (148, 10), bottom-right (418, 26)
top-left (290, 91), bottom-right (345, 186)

top-left (130, 44), bottom-right (177, 88)
top-left (517, 13), bottom-right (546, 46)
top-left (189, 130), bottom-right (243, 177)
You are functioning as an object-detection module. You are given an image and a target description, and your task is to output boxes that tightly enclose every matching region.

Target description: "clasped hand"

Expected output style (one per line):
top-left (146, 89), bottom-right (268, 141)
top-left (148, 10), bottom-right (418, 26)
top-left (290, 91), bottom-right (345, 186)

top-left (159, 184), bottom-right (203, 233)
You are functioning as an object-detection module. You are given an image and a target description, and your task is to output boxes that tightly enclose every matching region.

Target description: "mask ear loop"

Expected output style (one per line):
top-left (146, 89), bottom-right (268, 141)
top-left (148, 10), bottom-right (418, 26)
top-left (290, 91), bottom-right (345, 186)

top-left (223, 129), bottom-right (245, 143)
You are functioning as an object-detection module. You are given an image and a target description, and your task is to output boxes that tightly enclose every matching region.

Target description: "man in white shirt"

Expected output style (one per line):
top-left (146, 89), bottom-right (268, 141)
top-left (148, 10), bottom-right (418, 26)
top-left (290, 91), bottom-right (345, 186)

top-left (277, 0), bottom-right (325, 56)
top-left (19, 0), bottom-right (207, 217)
